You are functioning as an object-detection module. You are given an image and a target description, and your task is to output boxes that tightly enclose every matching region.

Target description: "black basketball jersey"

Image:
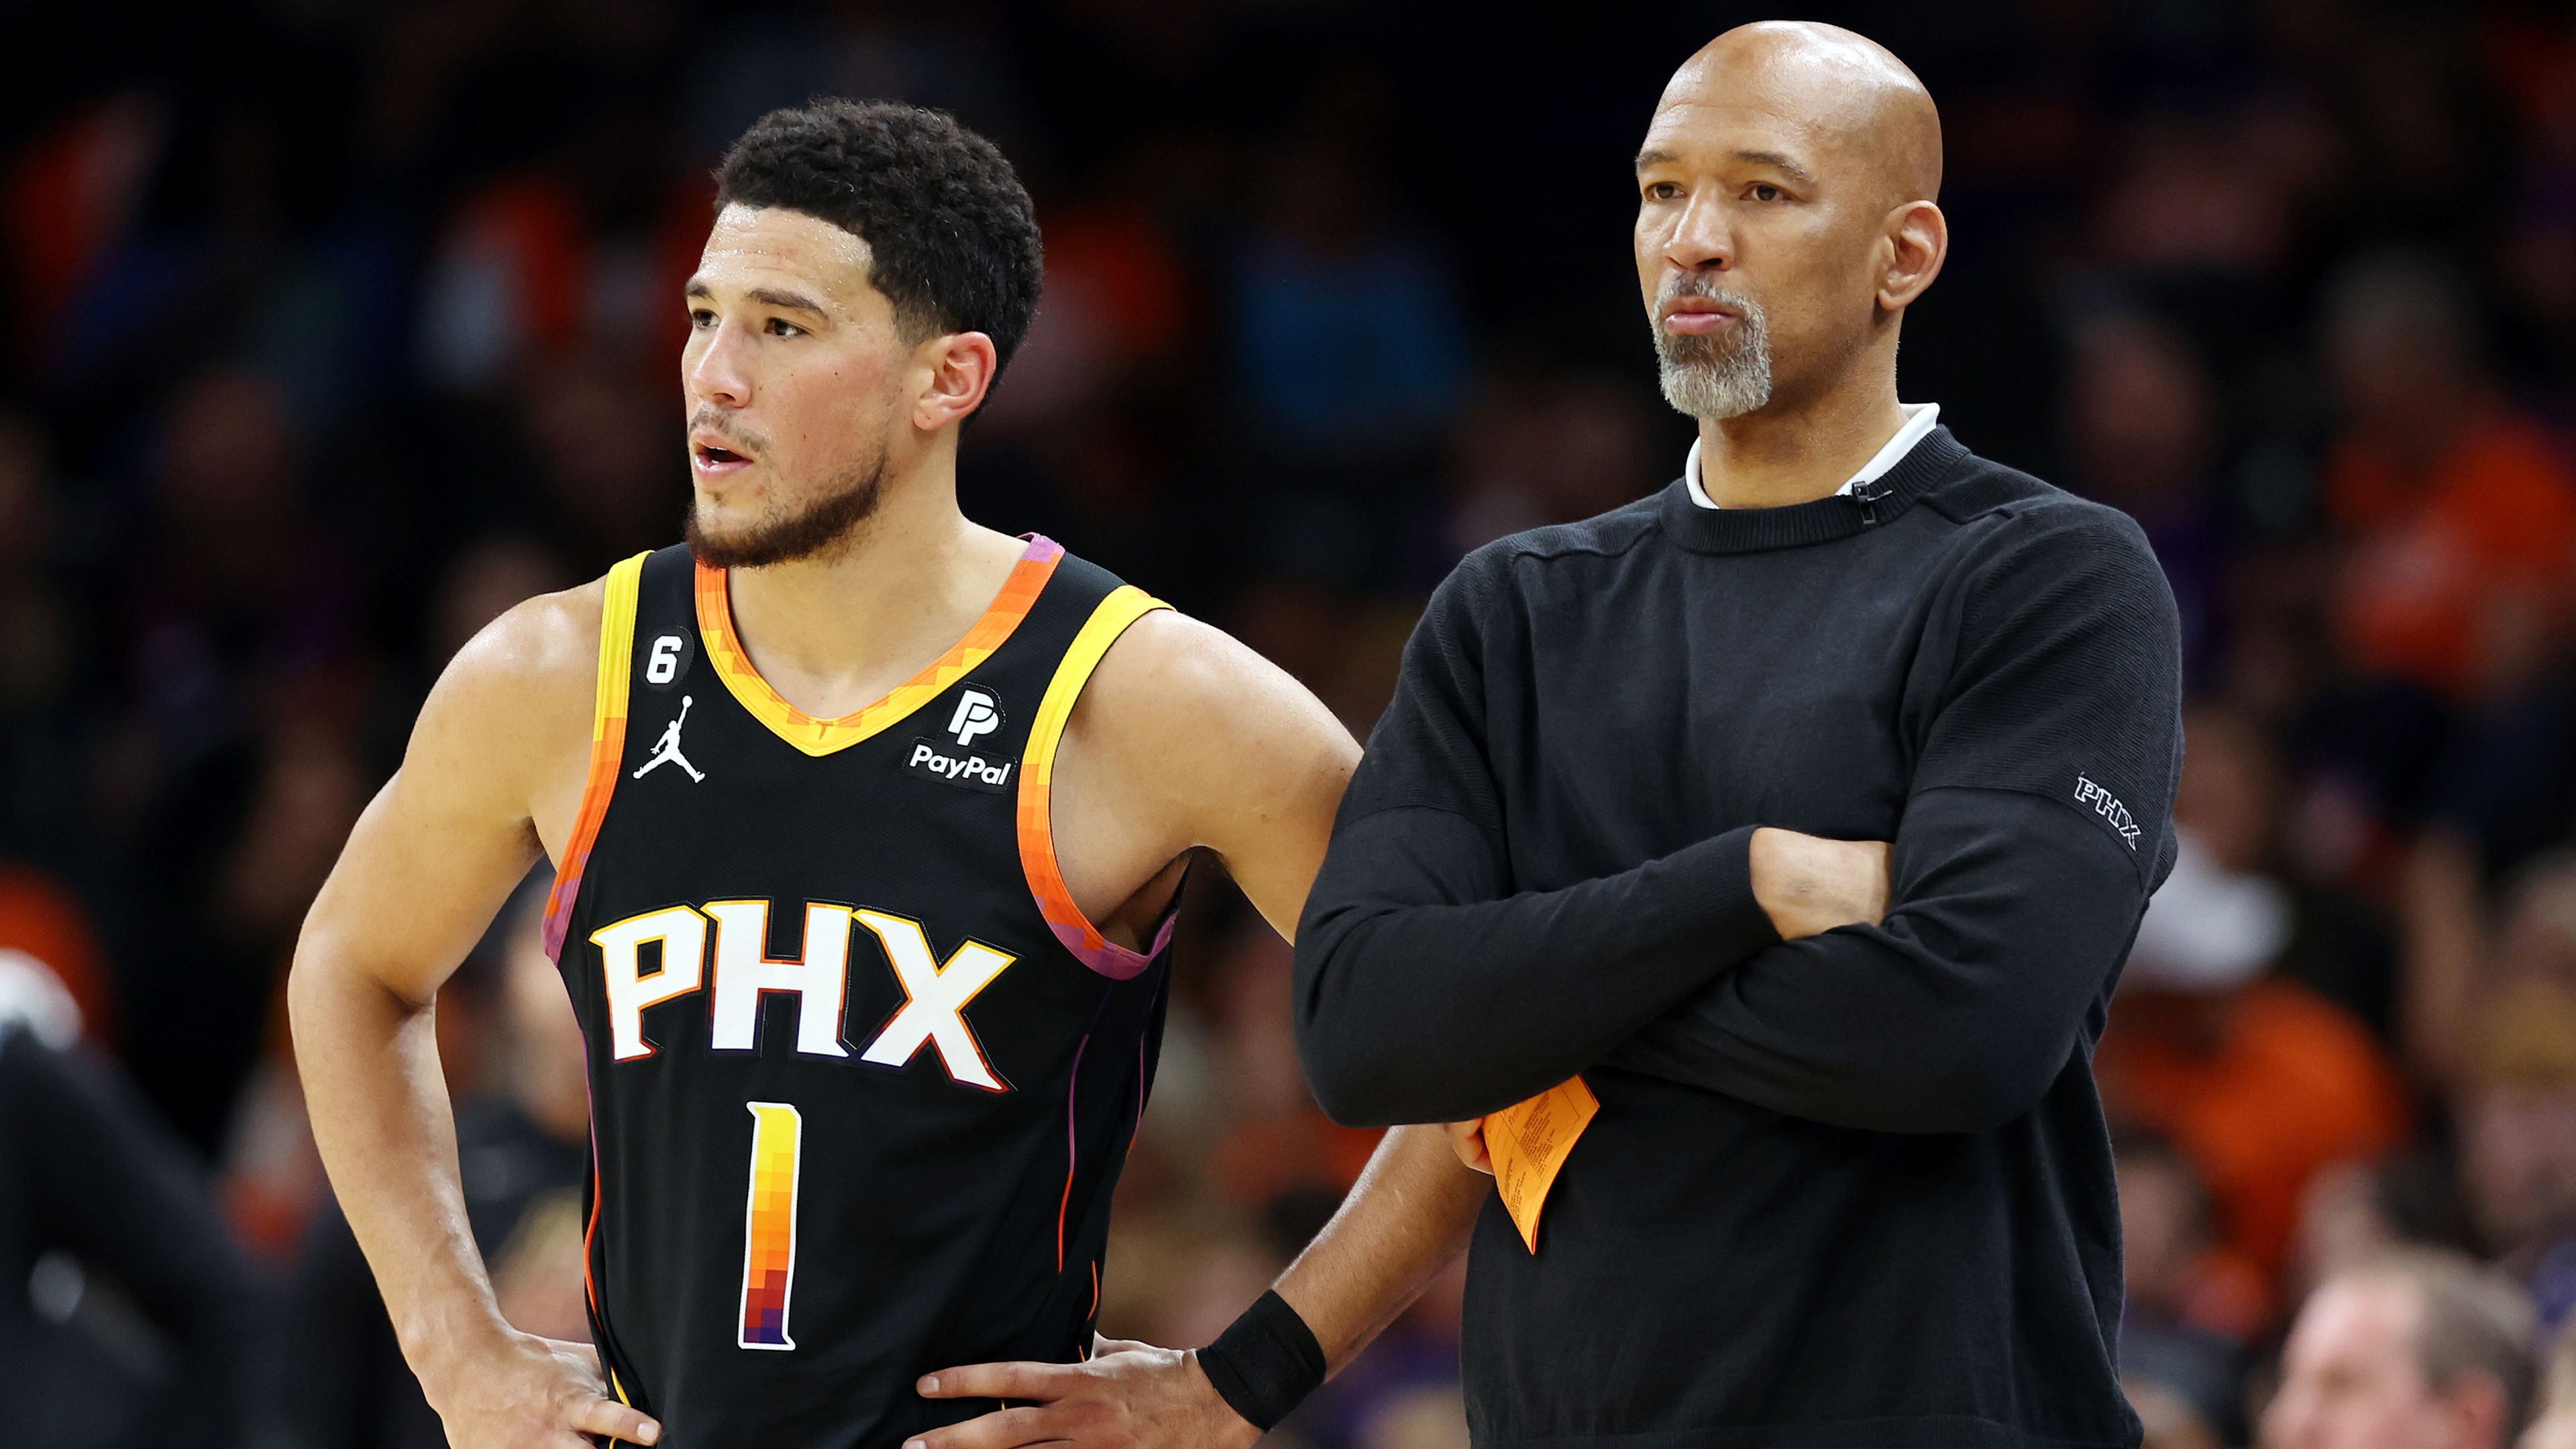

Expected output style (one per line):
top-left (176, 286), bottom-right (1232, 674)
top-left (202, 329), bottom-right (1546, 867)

top-left (539, 536), bottom-right (1177, 1447)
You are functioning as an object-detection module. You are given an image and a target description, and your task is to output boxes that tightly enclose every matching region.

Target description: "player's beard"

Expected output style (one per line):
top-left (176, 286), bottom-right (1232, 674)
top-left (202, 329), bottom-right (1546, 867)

top-left (1653, 280), bottom-right (1773, 420)
top-left (685, 445), bottom-right (889, 569)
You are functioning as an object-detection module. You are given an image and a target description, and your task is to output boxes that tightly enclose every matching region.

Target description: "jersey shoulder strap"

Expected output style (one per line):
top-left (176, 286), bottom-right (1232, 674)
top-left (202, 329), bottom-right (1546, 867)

top-left (1011, 550), bottom-right (1175, 979)
top-left (542, 549), bottom-right (651, 959)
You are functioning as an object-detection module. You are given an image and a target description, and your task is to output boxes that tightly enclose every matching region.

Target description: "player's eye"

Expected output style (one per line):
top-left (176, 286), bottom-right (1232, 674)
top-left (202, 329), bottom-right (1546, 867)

top-left (1645, 181), bottom-right (1682, 202)
top-left (690, 309), bottom-right (716, 329)
top-left (765, 317), bottom-right (806, 337)
top-left (1748, 182), bottom-right (1785, 202)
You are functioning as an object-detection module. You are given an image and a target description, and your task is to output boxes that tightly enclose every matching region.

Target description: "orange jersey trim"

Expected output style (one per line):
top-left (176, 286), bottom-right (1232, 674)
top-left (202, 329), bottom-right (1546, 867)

top-left (694, 537), bottom-right (1064, 757)
top-left (1016, 585), bottom-right (1173, 980)
top-left (543, 552), bottom-right (647, 961)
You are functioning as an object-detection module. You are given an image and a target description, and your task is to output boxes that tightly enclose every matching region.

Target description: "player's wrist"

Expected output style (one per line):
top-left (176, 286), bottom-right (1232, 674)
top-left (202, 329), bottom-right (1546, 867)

top-left (402, 1301), bottom-right (521, 1398)
top-left (1196, 1289), bottom-right (1327, 1434)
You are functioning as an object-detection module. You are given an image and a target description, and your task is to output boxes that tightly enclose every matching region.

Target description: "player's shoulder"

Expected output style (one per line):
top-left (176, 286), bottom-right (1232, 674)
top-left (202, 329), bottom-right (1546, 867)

top-left (1071, 604), bottom-right (1354, 782)
top-left (413, 570), bottom-right (614, 762)
top-left (1084, 606), bottom-right (1320, 730)
top-left (445, 573), bottom-right (610, 701)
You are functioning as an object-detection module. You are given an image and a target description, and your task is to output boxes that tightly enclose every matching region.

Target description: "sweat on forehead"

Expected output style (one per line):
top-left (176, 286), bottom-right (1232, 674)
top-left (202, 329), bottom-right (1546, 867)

top-left (1651, 20), bottom-right (1943, 205)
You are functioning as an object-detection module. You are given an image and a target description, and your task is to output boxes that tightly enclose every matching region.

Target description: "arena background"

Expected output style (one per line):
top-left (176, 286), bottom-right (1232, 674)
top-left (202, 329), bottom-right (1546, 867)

top-left (7, 1), bottom-right (2576, 1445)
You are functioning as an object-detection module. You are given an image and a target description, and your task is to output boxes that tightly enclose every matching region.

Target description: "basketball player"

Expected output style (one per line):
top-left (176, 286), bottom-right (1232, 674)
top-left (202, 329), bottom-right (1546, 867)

top-left (290, 101), bottom-right (1488, 1448)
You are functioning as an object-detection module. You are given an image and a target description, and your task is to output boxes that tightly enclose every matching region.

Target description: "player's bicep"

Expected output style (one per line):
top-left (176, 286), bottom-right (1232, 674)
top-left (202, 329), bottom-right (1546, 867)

top-left (1105, 614), bottom-right (1360, 939)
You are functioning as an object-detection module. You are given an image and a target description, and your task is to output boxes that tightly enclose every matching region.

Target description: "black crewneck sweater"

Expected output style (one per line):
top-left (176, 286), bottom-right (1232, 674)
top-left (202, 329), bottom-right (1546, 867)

top-left (1294, 427), bottom-right (2182, 1449)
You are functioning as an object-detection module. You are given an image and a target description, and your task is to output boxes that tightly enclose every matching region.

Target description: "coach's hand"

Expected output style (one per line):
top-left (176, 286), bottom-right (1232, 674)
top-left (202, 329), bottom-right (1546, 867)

top-left (422, 1329), bottom-right (661, 1448)
top-left (1444, 1118), bottom-right (1493, 1174)
top-left (907, 1340), bottom-right (1261, 1449)
top-left (1748, 828), bottom-right (1892, 941)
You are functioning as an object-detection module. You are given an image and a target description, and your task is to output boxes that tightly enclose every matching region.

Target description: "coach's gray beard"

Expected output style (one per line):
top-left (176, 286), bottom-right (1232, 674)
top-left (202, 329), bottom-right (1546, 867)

top-left (1654, 292), bottom-right (1773, 420)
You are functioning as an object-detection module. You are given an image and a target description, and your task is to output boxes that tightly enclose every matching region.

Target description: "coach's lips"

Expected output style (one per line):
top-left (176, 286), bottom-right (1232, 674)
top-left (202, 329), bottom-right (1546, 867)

top-left (1662, 297), bottom-right (1741, 335)
top-left (691, 429), bottom-right (755, 478)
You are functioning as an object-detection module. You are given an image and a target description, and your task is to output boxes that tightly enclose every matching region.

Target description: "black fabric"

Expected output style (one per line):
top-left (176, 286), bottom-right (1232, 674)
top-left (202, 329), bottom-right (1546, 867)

top-left (1293, 427), bottom-right (2182, 1449)
top-left (1196, 1289), bottom-right (1327, 1432)
top-left (0, 1026), bottom-right (257, 1449)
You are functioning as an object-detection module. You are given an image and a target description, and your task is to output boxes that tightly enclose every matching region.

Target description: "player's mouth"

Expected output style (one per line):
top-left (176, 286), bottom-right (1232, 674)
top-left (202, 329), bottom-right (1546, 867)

top-left (692, 430), bottom-right (756, 479)
top-left (1662, 297), bottom-right (1742, 336)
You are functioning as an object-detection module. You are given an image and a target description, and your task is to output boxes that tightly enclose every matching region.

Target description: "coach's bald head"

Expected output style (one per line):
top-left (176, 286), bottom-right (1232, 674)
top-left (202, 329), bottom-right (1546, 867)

top-left (1637, 21), bottom-right (1946, 424)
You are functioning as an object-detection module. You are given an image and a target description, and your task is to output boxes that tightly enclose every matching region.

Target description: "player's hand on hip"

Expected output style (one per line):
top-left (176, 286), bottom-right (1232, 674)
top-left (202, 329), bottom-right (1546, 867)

top-left (1748, 828), bottom-right (1892, 940)
top-left (908, 1342), bottom-right (1262, 1449)
top-left (1446, 1118), bottom-right (1494, 1175)
top-left (421, 1330), bottom-right (661, 1448)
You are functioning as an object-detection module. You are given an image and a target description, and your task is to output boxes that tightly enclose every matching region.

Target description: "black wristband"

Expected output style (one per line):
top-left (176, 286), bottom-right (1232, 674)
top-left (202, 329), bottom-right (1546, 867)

top-left (1196, 1289), bottom-right (1328, 1432)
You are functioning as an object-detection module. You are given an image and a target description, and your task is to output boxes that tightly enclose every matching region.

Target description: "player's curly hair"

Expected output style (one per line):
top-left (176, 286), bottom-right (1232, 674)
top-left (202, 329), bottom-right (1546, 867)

top-left (715, 99), bottom-right (1043, 398)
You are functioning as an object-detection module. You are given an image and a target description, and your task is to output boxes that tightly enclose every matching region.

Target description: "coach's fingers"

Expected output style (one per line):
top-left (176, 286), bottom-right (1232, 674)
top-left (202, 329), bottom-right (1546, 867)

top-left (567, 1393), bottom-right (662, 1445)
top-left (902, 1402), bottom-right (1066, 1449)
top-left (1446, 1118), bottom-right (1494, 1174)
top-left (918, 1360), bottom-right (1083, 1401)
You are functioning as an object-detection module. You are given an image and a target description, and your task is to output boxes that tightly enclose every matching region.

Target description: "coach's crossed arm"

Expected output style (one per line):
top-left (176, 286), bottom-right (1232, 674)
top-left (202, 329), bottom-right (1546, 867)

top-left (1604, 515), bottom-right (2184, 1132)
top-left (1290, 558), bottom-right (1905, 1130)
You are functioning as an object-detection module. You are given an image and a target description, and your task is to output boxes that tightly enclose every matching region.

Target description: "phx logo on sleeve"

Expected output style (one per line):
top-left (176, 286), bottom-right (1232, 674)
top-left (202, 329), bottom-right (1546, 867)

top-left (906, 688), bottom-right (1014, 792)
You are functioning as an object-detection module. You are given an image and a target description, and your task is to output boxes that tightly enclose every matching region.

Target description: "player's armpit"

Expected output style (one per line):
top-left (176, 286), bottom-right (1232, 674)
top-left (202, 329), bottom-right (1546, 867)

top-left (1066, 608), bottom-right (1360, 941)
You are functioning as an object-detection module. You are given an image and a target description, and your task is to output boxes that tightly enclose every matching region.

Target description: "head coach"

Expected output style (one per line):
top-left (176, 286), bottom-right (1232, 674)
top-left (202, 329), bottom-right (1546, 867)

top-left (1292, 20), bottom-right (2184, 1449)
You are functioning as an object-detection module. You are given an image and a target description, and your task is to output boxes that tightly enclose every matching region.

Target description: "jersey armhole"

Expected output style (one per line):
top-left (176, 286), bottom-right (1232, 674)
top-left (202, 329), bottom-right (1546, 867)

top-left (542, 552), bottom-right (649, 960)
top-left (1016, 585), bottom-right (1176, 980)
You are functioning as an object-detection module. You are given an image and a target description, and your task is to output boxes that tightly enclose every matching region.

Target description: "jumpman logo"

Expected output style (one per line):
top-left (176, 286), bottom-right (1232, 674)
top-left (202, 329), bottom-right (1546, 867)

top-left (633, 696), bottom-right (705, 782)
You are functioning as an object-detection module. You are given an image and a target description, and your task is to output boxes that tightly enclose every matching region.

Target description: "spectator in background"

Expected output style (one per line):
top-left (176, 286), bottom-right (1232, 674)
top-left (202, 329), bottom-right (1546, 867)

top-left (2118, 1129), bottom-right (2255, 1439)
top-left (1230, 80), bottom-right (1468, 466)
top-left (2264, 1250), bottom-right (2535, 1449)
top-left (2063, 311), bottom-right (2227, 678)
top-left (2323, 252), bottom-right (2576, 709)
top-left (274, 876), bottom-right (587, 1449)
top-left (2099, 704), bottom-right (2413, 1316)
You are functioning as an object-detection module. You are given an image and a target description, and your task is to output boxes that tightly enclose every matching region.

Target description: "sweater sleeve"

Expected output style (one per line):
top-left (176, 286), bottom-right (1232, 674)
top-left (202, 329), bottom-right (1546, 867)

top-left (4, 1028), bottom-right (259, 1442)
top-left (1292, 552), bottom-right (1783, 1128)
top-left (1603, 507), bottom-right (2185, 1132)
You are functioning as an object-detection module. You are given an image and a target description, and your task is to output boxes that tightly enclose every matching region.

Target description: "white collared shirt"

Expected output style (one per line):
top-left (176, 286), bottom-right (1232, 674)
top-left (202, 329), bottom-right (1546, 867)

top-left (1684, 402), bottom-right (1941, 509)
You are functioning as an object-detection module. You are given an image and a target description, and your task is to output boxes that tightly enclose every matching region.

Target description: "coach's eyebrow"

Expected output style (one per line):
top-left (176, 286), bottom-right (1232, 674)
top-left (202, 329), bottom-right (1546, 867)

top-left (1732, 149), bottom-right (1817, 184)
top-left (1635, 148), bottom-right (1678, 170)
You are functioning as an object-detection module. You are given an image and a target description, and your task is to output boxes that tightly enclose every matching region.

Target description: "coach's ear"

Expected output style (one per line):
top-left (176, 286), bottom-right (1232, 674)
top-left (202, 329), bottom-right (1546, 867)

top-left (912, 331), bottom-right (1000, 433)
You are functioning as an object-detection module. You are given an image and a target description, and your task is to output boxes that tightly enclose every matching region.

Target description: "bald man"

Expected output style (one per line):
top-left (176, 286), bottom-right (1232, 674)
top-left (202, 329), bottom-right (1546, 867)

top-left (908, 21), bottom-right (2182, 1449)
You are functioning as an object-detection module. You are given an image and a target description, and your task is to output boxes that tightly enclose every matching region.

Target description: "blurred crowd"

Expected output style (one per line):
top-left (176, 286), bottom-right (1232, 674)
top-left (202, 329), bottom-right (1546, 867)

top-left (15, 1), bottom-right (2576, 1446)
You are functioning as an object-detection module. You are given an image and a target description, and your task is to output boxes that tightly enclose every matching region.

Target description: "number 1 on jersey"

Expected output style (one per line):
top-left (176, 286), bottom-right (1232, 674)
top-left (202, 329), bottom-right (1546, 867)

top-left (739, 1102), bottom-right (802, 1350)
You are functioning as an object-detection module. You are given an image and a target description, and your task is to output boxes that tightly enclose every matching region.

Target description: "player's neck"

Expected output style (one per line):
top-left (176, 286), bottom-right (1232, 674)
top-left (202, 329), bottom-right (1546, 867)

top-left (718, 467), bottom-right (1028, 716)
top-left (1695, 357), bottom-right (1907, 510)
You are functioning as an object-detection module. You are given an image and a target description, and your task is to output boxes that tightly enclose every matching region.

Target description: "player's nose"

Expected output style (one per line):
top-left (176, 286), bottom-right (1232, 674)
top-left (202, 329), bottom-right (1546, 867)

top-left (686, 319), bottom-right (755, 409)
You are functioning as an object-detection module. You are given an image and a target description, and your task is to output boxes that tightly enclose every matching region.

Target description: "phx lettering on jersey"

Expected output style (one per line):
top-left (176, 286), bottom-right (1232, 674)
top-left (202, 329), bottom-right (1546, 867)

top-left (588, 900), bottom-right (1017, 1091)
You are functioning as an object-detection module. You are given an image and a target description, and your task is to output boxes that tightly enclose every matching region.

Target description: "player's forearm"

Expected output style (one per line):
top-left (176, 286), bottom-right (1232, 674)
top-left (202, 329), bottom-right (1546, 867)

top-left (288, 949), bottom-right (513, 1383)
top-left (1271, 1124), bottom-right (1486, 1373)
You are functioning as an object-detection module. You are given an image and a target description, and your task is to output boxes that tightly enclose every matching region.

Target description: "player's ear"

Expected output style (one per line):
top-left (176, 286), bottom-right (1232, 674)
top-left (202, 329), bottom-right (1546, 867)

top-left (912, 331), bottom-right (1000, 433)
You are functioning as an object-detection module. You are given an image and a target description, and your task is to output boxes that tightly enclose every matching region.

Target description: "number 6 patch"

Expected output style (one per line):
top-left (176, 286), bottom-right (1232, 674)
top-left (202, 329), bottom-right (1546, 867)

top-left (643, 630), bottom-right (696, 690)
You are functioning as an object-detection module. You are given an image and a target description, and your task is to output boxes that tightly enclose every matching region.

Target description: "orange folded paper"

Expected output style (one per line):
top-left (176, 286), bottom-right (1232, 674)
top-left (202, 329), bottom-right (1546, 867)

top-left (1483, 1075), bottom-right (1599, 1252)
